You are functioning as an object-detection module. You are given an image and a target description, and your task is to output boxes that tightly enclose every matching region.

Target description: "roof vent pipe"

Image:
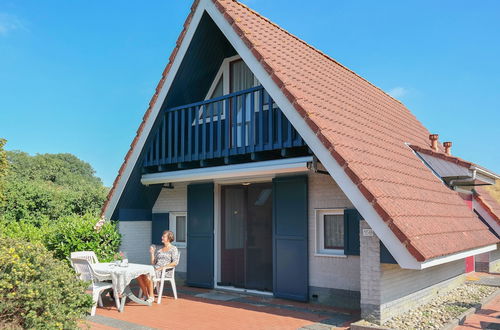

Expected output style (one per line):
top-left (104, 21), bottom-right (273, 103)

top-left (443, 142), bottom-right (452, 155)
top-left (429, 134), bottom-right (439, 152)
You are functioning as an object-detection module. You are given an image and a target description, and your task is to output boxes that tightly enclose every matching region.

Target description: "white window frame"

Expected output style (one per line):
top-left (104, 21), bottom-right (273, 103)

top-left (193, 55), bottom-right (261, 125)
top-left (169, 212), bottom-right (187, 248)
top-left (315, 209), bottom-right (345, 256)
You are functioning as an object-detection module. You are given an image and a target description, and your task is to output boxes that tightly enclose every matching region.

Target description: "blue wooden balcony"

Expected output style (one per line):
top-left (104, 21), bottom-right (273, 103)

top-left (143, 86), bottom-right (308, 172)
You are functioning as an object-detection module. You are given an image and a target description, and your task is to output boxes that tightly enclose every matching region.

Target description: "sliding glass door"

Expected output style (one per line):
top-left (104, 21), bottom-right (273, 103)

top-left (220, 182), bottom-right (273, 291)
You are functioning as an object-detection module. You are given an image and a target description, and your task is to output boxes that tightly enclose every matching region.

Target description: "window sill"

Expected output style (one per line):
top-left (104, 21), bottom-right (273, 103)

top-left (173, 243), bottom-right (187, 249)
top-left (314, 253), bottom-right (347, 258)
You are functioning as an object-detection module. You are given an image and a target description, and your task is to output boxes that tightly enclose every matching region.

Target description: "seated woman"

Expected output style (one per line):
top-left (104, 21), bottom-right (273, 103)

top-left (137, 230), bottom-right (180, 303)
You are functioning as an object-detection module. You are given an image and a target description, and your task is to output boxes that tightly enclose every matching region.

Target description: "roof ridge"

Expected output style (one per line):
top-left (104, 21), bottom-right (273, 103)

top-left (230, 0), bottom-right (405, 107)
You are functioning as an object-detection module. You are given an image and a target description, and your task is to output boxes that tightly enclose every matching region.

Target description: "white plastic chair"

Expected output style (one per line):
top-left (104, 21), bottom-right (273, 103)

top-left (155, 264), bottom-right (178, 304)
top-left (70, 251), bottom-right (99, 264)
top-left (139, 252), bottom-right (180, 304)
top-left (70, 257), bottom-right (117, 315)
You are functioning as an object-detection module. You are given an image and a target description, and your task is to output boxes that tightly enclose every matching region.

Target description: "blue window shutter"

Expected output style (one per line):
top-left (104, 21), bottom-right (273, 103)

top-left (344, 209), bottom-right (361, 256)
top-left (152, 213), bottom-right (169, 245)
top-left (273, 175), bottom-right (308, 302)
top-left (186, 182), bottom-right (214, 288)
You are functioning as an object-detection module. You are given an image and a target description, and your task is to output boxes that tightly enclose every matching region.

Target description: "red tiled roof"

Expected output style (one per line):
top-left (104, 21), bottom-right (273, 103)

top-left (102, 0), bottom-right (498, 261)
top-left (475, 186), bottom-right (500, 225)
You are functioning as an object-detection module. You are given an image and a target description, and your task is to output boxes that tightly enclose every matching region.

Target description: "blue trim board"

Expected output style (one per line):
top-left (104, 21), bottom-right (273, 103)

top-left (118, 208), bottom-right (152, 221)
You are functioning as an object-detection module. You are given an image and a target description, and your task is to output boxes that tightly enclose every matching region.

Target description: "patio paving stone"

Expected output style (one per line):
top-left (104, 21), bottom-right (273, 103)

top-left (89, 285), bottom-right (357, 329)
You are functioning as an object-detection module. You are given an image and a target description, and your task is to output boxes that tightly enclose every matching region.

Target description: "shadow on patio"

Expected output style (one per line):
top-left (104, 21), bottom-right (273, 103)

top-left (84, 284), bottom-right (359, 330)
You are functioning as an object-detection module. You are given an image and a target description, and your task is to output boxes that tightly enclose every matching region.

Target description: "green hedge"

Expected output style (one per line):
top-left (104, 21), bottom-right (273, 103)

top-left (0, 214), bottom-right (121, 263)
top-left (45, 214), bottom-right (121, 263)
top-left (0, 237), bottom-right (93, 329)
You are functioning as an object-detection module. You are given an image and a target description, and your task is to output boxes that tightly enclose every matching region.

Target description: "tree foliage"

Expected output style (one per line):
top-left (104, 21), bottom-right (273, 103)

top-left (1, 151), bottom-right (108, 221)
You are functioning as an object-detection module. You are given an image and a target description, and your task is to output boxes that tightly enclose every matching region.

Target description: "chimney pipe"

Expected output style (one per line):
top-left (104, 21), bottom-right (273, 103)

top-left (443, 142), bottom-right (452, 155)
top-left (429, 134), bottom-right (439, 152)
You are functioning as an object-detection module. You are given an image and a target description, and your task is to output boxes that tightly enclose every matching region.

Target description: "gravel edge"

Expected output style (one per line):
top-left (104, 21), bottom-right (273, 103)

top-left (350, 287), bottom-right (500, 330)
top-left (440, 287), bottom-right (500, 330)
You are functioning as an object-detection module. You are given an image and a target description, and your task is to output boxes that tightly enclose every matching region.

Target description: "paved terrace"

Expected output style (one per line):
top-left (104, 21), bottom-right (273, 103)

top-left (84, 285), bottom-right (357, 330)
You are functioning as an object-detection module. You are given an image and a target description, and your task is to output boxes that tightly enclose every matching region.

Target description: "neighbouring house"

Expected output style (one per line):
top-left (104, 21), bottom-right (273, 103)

top-left (101, 0), bottom-right (499, 323)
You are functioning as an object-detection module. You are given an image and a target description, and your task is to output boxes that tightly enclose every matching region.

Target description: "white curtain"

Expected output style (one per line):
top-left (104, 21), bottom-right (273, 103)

top-left (324, 214), bottom-right (344, 249)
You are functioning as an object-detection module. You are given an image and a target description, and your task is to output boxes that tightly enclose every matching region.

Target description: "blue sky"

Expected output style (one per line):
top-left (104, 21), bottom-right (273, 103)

top-left (0, 0), bottom-right (499, 186)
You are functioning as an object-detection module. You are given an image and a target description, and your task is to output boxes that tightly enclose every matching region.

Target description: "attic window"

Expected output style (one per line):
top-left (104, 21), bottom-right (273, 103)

top-left (230, 59), bottom-right (255, 93)
top-left (201, 77), bottom-right (224, 119)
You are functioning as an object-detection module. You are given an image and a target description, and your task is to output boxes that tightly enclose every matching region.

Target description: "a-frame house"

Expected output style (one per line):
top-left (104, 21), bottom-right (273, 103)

top-left (101, 0), bottom-right (499, 323)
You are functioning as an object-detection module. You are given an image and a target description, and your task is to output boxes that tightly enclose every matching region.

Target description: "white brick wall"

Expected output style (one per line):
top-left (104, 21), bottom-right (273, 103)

top-left (380, 260), bottom-right (464, 304)
top-left (308, 167), bottom-right (360, 291)
top-left (359, 220), bottom-right (465, 323)
top-left (360, 221), bottom-right (381, 304)
top-left (119, 221), bottom-right (152, 264)
top-left (153, 183), bottom-right (188, 273)
top-left (153, 183), bottom-right (187, 213)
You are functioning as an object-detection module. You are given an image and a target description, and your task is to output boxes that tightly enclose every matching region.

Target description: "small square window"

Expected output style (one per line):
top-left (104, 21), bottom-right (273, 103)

top-left (176, 216), bottom-right (186, 243)
top-left (324, 214), bottom-right (344, 249)
top-left (169, 213), bottom-right (187, 247)
top-left (316, 209), bottom-right (344, 255)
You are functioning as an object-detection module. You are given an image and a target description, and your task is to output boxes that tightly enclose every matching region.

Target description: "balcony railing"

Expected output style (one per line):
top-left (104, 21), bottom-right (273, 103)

top-left (143, 85), bottom-right (306, 169)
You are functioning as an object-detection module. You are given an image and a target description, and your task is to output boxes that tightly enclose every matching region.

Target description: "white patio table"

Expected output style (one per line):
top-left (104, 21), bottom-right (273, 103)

top-left (93, 262), bottom-right (155, 312)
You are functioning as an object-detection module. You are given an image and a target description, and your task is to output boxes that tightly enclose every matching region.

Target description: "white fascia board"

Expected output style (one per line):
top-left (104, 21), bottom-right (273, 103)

top-left (141, 156), bottom-right (312, 185)
top-left (474, 172), bottom-right (496, 185)
top-left (472, 166), bottom-right (500, 180)
top-left (206, 1), bottom-right (425, 270)
top-left (419, 244), bottom-right (497, 269)
top-left (473, 198), bottom-right (500, 236)
top-left (103, 3), bottom-right (207, 220)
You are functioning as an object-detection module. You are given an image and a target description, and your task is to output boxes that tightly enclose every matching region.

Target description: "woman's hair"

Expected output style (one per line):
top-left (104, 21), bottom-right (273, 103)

top-left (163, 230), bottom-right (175, 243)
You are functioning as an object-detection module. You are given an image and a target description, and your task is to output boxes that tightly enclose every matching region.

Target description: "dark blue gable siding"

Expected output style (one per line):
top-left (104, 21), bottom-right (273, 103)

top-left (112, 164), bottom-right (162, 220)
top-left (112, 13), bottom-right (235, 220)
top-left (162, 12), bottom-right (236, 110)
top-left (380, 242), bottom-right (397, 264)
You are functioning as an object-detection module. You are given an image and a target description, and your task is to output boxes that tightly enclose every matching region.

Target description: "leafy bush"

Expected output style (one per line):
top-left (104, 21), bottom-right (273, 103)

top-left (0, 217), bottom-right (51, 245)
top-left (0, 237), bottom-right (93, 329)
top-left (45, 214), bottom-right (121, 263)
top-left (0, 214), bottom-right (121, 264)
